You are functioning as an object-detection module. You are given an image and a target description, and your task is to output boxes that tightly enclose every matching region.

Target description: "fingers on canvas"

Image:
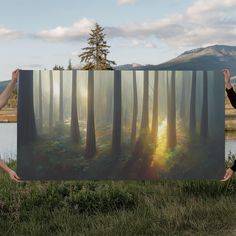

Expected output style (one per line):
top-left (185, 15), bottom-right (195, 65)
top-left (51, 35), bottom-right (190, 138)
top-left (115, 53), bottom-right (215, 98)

top-left (221, 175), bottom-right (230, 181)
top-left (221, 169), bottom-right (233, 181)
top-left (10, 173), bottom-right (22, 183)
top-left (13, 176), bottom-right (22, 183)
top-left (13, 68), bottom-right (20, 75)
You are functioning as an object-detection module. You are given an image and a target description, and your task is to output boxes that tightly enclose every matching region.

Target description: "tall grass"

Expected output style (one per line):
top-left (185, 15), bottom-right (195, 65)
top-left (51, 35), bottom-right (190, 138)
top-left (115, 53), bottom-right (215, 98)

top-left (0, 160), bottom-right (236, 235)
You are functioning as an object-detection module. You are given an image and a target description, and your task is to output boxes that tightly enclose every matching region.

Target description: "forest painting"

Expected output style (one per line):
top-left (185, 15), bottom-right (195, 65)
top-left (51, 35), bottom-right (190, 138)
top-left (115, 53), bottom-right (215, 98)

top-left (17, 70), bottom-right (225, 180)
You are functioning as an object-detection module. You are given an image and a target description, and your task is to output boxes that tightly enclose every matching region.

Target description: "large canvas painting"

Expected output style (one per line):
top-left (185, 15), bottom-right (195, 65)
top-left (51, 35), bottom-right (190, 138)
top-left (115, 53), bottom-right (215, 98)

top-left (17, 70), bottom-right (225, 180)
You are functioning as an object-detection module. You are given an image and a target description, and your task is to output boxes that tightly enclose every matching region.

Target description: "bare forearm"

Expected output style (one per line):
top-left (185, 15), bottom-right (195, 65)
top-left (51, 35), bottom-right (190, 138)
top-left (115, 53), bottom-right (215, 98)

top-left (0, 160), bottom-right (11, 174)
top-left (0, 79), bottom-right (16, 109)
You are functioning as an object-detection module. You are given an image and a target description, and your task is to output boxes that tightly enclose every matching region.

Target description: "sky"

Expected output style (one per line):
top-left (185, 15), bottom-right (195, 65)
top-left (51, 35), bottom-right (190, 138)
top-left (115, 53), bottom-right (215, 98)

top-left (0, 0), bottom-right (236, 81)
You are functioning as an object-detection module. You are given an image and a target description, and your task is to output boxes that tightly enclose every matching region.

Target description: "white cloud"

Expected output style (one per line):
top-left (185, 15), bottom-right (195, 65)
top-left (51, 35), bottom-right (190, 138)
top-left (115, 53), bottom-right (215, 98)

top-left (19, 64), bottom-right (42, 69)
top-left (34, 0), bottom-right (236, 48)
top-left (117, 0), bottom-right (137, 5)
top-left (36, 18), bottom-right (96, 42)
top-left (107, 0), bottom-right (236, 47)
top-left (120, 39), bottom-right (156, 48)
top-left (0, 27), bottom-right (21, 40)
top-left (186, 0), bottom-right (236, 15)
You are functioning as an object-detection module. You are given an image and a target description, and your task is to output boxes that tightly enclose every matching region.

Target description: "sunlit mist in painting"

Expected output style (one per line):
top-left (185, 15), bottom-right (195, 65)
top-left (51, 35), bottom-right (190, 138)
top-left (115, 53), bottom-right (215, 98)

top-left (17, 70), bottom-right (224, 180)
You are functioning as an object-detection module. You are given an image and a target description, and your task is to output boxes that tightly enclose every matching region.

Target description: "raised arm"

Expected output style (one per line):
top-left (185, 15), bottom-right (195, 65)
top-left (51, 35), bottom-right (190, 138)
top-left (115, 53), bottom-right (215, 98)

top-left (224, 69), bottom-right (236, 109)
top-left (0, 69), bottom-right (19, 110)
top-left (222, 69), bottom-right (236, 181)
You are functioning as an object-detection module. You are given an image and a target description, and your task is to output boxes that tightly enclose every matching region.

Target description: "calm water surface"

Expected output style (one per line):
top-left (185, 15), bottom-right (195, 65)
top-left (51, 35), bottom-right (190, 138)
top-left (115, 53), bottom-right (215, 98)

top-left (0, 123), bottom-right (16, 160)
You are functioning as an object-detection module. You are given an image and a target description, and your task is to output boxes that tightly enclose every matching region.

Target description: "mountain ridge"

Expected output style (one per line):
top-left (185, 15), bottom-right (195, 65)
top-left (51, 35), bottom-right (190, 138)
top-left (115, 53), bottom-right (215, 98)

top-left (136, 45), bottom-right (236, 74)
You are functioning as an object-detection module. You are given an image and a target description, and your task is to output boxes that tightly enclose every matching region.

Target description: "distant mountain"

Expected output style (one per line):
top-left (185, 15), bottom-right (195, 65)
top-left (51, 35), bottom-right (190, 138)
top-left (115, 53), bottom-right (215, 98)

top-left (138, 45), bottom-right (236, 74)
top-left (115, 63), bottom-right (142, 70)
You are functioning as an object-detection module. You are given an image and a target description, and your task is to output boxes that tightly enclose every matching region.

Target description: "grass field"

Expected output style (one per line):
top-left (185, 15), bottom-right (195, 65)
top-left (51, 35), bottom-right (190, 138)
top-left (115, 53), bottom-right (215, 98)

top-left (0, 160), bottom-right (236, 236)
top-left (0, 108), bottom-right (16, 123)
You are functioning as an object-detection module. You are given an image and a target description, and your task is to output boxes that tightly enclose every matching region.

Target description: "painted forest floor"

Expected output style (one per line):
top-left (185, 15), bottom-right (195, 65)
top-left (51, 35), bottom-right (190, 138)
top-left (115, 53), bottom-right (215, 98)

top-left (17, 117), bottom-right (225, 181)
top-left (1, 160), bottom-right (236, 236)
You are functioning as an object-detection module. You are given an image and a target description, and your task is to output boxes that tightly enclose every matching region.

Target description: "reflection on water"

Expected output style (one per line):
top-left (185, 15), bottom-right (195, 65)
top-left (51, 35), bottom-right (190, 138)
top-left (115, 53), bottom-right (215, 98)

top-left (225, 132), bottom-right (236, 158)
top-left (226, 140), bottom-right (236, 157)
top-left (0, 123), bottom-right (16, 160)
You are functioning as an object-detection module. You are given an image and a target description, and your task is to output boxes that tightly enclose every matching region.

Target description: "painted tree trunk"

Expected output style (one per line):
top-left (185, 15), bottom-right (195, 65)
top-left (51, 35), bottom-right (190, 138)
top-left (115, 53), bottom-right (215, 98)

top-left (167, 71), bottom-right (176, 149)
top-left (59, 70), bottom-right (64, 123)
top-left (213, 71), bottom-right (225, 138)
top-left (17, 70), bottom-right (37, 179)
top-left (166, 72), bottom-right (170, 146)
top-left (85, 71), bottom-right (96, 158)
top-left (106, 79), bottom-right (113, 124)
top-left (112, 70), bottom-right (122, 155)
top-left (131, 70), bottom-right (138, 145)
top-left (18, 70), bottom-right (37, 145)
top-left (180, 76), bottom-right (186, 122)
top-left (49, 71), bottom-right (53, 131)
top-left (151, 71), bottom-right (159, 140)
top-left (38, 71), bottom-right (43, 133)
top-left (200, 71), bottom-right (208, 139)
top-left (70, 70), bottom-right (81, 143)
top-left (189, 71), bottom-right (196, 136)
top-left (140, 71), bottom-right (149, 132)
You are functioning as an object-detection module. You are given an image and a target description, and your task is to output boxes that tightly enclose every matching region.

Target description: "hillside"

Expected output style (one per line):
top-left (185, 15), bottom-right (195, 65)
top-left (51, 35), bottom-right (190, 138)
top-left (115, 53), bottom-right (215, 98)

top-left (138, 45), bottom-right (236, 74)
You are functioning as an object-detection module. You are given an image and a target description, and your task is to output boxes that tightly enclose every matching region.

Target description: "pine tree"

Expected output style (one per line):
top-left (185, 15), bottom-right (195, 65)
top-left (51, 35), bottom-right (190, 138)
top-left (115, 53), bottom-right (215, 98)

top-left (53, 65), bottom-right (64, 70)
top-left (67, 59), bottom-right (72, 70)
top-left (79, 23), bottom-right (116, 70)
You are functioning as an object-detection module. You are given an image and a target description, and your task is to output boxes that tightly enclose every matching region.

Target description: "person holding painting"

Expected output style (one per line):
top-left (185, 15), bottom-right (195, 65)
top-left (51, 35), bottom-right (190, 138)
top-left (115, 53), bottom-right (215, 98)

top-left (0, 69), bottom-right (21, 182)
top-left (223, 68), bottom-right (236, 181)
top-left (0, 68), bottom-right (235, 182)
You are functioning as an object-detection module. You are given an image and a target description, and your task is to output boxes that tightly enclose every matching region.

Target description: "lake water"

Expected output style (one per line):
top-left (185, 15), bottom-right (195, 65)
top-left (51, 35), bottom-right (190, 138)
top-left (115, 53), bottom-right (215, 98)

top-left (225, 140), bottom-right (236, 157)
top-left (0, 123), bottom-right (17, 160)
top-left (0, 122), bottom-right (235, 161)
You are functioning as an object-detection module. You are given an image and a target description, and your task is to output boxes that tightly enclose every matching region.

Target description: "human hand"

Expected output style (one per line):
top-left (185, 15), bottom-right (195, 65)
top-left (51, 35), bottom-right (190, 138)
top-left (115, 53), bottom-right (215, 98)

top-left (221, 168), bottom-right (234, 181)
top-left (8, 169), bottom-right (22, 183)
top-left (12, 69), bottom-right (20, 84)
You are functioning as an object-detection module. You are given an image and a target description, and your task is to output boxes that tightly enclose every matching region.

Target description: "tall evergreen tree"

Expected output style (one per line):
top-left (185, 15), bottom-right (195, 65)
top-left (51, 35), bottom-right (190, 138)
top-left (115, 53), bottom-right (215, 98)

top-left (140, 71), bottom-right (149, 132)
top-left (189, 71), bottom-right (197, 136)
top-left (53, 64), bottom-right (65, 124)
top-left (131, 70), bottom-right (138, 145)
top-left (151, 71), bottom-right (159, 140)
top-left (49, 71), bottom-right (54, 131)
top-left (59, 70), bottom-right (64, 124)
top-left (167, 71), bottom-right (176, 149)
top-left (17, 70), bottom-right (37, 179)
top-left (67, 59), bottom-right (72, 70)
top-left (200, 71), bottom-right (208, 139)
top-left (112, 71), bottom-right (122, 155)
top-left (53, 65), bottom-right (64, 70)
top-left (71, 70), bottom-right (81, 143)
top-left (38, 71), bottom-right (43, 133)
top-left (85, 71), bottom-right (96, 158)
top-left (79, 23), bottom-right (116, 70)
